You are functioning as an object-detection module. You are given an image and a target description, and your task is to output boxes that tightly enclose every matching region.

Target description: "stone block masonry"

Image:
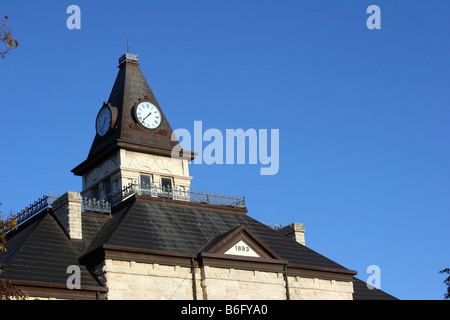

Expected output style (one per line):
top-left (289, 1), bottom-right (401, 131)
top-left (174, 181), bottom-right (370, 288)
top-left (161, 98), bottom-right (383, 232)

top-left (103, 260), bottom-right (196, 300)
top-left (51, 191), bottom-right (83, 240)
top-left (101, 259), bottom-right (354, 300)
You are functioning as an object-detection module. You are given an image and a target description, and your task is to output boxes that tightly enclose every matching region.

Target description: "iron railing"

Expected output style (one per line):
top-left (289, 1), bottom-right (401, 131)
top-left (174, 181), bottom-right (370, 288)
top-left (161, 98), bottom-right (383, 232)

top-left (100, 182), bottom-right (246, 213)
top-left (10, 184), bottom-right (246, 224)
top-left (82, 198), bottom-right (111, 214)
top-left (10, 193), bottom-right (59, 227)
top-left (80, 182), bottom-right (246, 214)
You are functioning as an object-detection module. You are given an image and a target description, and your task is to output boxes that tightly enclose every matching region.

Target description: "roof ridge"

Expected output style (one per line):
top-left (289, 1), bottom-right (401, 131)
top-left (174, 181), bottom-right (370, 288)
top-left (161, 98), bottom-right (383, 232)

top-left (241, 215), bottom-right (352, 272)
top-left (2, 211), bottom-right (104, 289)
top-left (84, 196), bottom-right (136, 254)
top-left (199, 225), bottom-right (241, 253)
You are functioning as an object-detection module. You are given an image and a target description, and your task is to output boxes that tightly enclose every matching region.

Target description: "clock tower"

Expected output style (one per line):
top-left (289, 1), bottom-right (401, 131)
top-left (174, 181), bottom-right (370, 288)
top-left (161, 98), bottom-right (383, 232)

top-left (72, 53), bottom-right (196, 201)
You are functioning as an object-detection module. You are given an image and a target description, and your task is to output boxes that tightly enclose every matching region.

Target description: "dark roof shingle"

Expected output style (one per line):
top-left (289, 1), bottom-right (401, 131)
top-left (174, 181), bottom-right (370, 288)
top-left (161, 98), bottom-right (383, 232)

top-left (0, 211), bottom-right (102, 289)
top-left (90, 197), bottom-right (350, 272)
top-left (1, 195), bottom-right (397, 299)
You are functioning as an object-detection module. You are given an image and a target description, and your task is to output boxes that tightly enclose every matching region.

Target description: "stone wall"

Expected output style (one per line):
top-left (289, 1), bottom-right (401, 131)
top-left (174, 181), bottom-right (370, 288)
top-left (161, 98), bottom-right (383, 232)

top-left (81, 150), bottom-right (193, 200)
top-left (103, 259), bottom-right (198, 300)
top-left (101, 259), bottom-right (354, 300)
top-left (201, 266), bottom-right (286, 300)
top-left (287, 276), bottom-right (354, 300)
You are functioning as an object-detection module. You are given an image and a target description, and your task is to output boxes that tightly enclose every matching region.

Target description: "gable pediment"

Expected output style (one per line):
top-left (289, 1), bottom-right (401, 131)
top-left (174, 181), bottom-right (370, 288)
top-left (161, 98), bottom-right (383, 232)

top-left (202, 225), bottom-right (283, 261)
top-left (224, 240), bottom-right (261, 257)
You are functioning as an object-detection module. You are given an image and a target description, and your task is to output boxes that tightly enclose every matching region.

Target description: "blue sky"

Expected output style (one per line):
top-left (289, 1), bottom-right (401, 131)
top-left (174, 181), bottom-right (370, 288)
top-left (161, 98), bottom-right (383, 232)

top-left (1, 1), bottom-right (448, 300)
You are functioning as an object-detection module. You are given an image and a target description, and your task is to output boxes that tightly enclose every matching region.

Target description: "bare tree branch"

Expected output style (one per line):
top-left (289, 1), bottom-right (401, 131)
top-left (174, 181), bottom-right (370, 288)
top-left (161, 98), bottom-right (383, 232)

top-left (1, 15), bottom-right (19, 58)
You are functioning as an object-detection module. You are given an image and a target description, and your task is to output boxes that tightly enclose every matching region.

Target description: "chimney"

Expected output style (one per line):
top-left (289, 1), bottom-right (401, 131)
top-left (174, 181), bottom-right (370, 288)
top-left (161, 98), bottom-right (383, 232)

top-left (52, 191), bottom-right (82, 240)
top-left (280, 223), bottom-right (306, 246)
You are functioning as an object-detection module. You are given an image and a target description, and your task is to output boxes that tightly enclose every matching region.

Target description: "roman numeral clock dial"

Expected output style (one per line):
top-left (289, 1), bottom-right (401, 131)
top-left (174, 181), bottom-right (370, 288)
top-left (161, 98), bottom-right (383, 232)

top-left (96, 106), bottom-right (112, 136)
top-left (135, 101), bottom-right (161, 129)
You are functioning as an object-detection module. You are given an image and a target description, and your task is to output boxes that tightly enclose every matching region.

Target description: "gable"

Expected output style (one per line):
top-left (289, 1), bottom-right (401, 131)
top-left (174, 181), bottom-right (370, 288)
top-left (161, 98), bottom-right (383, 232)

top-left (224, 240), bottom-right (260, 257)
top-left (203, 225), bottom-right (283, 260)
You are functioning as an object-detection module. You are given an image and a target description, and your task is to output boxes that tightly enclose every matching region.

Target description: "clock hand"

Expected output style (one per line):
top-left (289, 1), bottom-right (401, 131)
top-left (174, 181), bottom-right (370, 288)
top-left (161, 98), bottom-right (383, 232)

top-left (143, 112), bottom-right (152, 121)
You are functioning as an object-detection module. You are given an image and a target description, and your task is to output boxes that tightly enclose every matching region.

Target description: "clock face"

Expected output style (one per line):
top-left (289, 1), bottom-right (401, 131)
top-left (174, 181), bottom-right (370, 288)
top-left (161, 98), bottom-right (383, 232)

top-left (136, 101), bottom-right (161, 129)
top-left (96, 106), bottom-right (112, 136)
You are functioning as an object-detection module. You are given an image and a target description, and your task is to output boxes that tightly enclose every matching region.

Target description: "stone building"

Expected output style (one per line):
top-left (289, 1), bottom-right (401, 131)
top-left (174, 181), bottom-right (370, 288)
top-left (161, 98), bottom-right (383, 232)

top-left (0, 53), bottom-right (396, 300)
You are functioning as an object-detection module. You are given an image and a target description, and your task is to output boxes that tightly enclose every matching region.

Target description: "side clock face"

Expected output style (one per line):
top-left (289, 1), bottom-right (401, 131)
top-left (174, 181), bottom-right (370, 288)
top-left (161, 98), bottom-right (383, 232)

top-left (136, 101), bottom-right (161, 129)
top-left (96, 106), bottom-right (112, 136)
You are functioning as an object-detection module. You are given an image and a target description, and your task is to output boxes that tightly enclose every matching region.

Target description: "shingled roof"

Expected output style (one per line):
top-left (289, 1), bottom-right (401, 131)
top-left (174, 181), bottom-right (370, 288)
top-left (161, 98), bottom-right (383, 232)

top-left (0, 209), bottom-right (107, 299)
top-left (84, 195), bottom-right (351, 272)
top-left (1, 194), bottom-right (396, 300)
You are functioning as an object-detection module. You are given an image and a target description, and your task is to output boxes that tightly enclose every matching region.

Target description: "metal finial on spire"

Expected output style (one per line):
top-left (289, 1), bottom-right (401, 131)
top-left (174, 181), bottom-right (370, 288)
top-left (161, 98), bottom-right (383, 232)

top-left (118, 38), bottom-right (138, 65)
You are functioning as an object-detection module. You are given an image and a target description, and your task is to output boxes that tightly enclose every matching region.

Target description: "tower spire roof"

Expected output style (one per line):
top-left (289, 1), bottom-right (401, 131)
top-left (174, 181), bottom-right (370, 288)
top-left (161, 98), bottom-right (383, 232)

top-left (72, 54), bottom-right (195, 177)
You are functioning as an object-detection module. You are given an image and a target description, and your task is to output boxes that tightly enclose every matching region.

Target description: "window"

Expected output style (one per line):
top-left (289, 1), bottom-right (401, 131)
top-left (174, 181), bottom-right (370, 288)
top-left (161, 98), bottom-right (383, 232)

top-left (140, 175), bottom-right (152, 195)
top-left (112, 180), bottom-right (118, 193)
top-left (92, 186), bottom-right (100, 200)
top-left (161, 178), bottom-right (173, 199)
top-left (140, 175), bottom-right (151, 189)
top-left (104, 179), bottom-right (112, 197)
top-left (161, 178), bottom-right (172, 191)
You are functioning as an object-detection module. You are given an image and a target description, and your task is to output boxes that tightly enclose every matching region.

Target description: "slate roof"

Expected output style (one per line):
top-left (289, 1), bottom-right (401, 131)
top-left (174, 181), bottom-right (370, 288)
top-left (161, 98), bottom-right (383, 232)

top-left (1, 195), bottom-right (397, 300)
top-left (0, 210), bottom-right (103, 289)
top-left (86, 196), bottom-right (350, 272)
top-left (352, 278), bottom-right (398, 300)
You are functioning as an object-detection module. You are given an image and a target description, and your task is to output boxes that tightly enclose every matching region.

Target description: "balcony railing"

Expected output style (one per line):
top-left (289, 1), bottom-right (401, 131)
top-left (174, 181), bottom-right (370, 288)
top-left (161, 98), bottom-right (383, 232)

top-left (84, 182), bottom-right (246, 214)
top-left (9, 184), bottom-right (246, 224)
top-left (8, 194), bottom-right (59, 229)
